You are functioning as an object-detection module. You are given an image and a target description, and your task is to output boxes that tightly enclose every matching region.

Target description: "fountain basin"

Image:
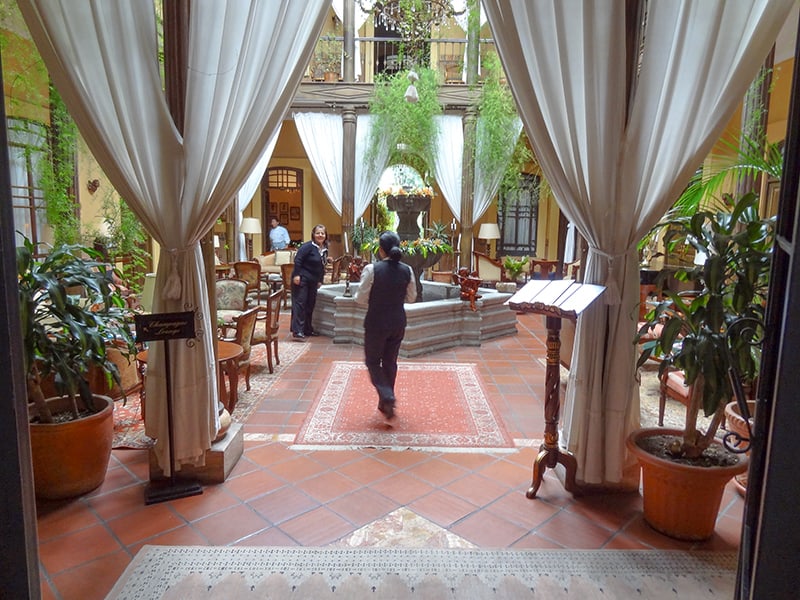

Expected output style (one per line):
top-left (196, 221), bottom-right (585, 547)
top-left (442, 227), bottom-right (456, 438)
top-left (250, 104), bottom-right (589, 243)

top-left (312, 281), bottom-right (518, 357)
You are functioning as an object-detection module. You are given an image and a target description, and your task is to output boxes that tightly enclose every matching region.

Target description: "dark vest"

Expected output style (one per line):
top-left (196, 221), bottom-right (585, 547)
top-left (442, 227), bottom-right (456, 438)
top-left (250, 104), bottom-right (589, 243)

top-left (364, 260), bottom-right (411, 331)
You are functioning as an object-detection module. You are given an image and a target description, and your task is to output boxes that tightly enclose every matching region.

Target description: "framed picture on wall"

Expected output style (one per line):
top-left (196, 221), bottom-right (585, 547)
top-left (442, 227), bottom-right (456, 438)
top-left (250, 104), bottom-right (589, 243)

top-left (280, 212), bottom-right (289, 224)
top-left (280, 202), bottom-right (289, 212)
top-left (290, 206), bottom-right (301, 220)
top-left (270, 202), bottom-right (277, 214)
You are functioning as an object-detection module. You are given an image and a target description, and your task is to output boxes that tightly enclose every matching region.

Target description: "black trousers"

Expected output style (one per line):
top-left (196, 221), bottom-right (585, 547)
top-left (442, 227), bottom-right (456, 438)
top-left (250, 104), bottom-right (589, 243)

top-left (290, 279), bottom-right (318, 335)
top-left (363, 324), bottom-right (404, 405)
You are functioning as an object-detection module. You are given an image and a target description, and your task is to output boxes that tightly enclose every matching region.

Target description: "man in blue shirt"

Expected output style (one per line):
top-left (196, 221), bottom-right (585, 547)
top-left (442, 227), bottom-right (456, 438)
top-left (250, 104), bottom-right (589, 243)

top-left (269, 216), bottom-right (291, 251)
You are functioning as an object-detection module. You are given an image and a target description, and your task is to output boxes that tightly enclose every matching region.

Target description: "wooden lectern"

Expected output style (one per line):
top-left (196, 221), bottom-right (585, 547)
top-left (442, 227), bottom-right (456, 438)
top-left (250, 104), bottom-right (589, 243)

top-left (507, 279), bottom-right (605, 499)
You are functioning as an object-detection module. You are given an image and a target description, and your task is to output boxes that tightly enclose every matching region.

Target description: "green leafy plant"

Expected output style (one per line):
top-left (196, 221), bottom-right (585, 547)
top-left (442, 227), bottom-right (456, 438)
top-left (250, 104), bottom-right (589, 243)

top-left (40, 84), bottom-right (81, 245)
top-left (426, 220), bottom-right (452, 242)
top-left (636, 192), bottom-right (773, 458)
top-left (18, 237), bottom-right (136, 424)
top-left (89, 194), bottom-right (150, 295)
top-left (367, 67), bottom-right (442, 180)
top-left (503, 255), bottom-right (529, 282)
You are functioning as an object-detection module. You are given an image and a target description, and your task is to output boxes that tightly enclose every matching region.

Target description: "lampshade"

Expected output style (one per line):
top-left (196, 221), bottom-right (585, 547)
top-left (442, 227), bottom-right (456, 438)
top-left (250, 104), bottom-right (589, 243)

top-left (478, 223), bottom-right (501, 240)
top-left (240, 217), bottom-right (262, 235)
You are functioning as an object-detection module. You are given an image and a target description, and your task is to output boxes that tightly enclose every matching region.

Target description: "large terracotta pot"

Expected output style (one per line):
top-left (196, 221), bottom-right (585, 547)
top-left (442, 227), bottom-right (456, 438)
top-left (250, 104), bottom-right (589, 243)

top-left (627, 427), bottom-right (749, 541)
top-left (29, 395), bottom-right (114, 500)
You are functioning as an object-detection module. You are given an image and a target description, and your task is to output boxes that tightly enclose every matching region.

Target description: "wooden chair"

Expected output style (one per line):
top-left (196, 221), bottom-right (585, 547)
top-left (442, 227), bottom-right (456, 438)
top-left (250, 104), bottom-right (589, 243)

top-left (215, 277), bottom-right (248, 335)
top-left (220, 306), bottom-right (259, 394)
top-left (529, 259), bottom-right (560, 280)
top-left (252, 288), bottom-right (284, 374)
top-left (564, 260), bottom-right (581, 281)
top-left (472, 251), bottom-right (505, 285)
top-left (280, 262), bottom-right (294, 308)
top-left (326, 256), bottom-right (343, 284)
top-left (658, 368), bottom-right (692, 427)
top-left (330, 255), bottom-right (351, 284)
top-left (233, 260), bottom-right (269, 306)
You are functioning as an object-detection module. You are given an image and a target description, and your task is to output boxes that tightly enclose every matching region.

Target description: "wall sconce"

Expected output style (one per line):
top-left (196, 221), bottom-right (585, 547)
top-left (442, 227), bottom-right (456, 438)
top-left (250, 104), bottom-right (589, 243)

top-left (87, 179), bottom-right (100, 194)
top-left (240, 217), bottom-right (262, 259)
top-left (478, 223), bottom-right (501, 259)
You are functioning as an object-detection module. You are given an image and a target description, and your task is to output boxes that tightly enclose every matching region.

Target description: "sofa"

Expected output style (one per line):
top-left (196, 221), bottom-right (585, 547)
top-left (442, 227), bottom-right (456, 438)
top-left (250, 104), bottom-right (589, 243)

top-left (256, 250), bottom-right (296, 276)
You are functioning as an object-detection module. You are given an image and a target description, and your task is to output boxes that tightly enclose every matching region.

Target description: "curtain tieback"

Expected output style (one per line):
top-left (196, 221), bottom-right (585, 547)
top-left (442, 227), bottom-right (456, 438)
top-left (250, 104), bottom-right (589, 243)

top-left (588, 247), bottom-right (632, 306)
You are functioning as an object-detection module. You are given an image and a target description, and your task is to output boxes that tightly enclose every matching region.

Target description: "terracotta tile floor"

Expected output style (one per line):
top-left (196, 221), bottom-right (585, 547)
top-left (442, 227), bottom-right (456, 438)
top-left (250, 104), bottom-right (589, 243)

top-left (34, 312), bottom-right (744, 600)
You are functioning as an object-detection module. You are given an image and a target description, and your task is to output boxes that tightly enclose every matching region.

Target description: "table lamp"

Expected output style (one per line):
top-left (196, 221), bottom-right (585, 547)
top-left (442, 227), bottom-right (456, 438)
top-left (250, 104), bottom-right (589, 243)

top-left (240, 217), bottom-right (261, 259)
top-left (478, 223), bottom-right (501, 258)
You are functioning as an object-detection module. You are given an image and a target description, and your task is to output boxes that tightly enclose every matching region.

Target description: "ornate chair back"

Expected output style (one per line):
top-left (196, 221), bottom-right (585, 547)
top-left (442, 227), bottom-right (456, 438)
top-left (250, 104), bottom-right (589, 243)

top-left (530, 259), bottom-right (560, 280)
top-left (280, 262), bottom-right (294, 308)
top-left (252, 288), bottom-right (284, 373)
top-left (223, 306), bottom-right (259, 392)
top-left (472, 251), bottom-right (504, 284)
top-left (215, 278), bottom-right (248, 335)
top-left (233, 260), bottom-right (268, 305)
top-left (215, 278), bottom-right (248, 311)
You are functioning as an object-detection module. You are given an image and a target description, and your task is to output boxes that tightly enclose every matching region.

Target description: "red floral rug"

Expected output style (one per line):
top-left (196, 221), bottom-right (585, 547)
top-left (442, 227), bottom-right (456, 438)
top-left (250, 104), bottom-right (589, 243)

top-left (112, 343), bottom-right (308, 449)
top-left (293, 362), bottom-right (514, 451)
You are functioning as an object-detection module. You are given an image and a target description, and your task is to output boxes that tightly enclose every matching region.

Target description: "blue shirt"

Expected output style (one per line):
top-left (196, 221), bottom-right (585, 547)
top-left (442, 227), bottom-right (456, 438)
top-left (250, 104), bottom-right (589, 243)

top-left (269, 224), bottom-right (290, 250)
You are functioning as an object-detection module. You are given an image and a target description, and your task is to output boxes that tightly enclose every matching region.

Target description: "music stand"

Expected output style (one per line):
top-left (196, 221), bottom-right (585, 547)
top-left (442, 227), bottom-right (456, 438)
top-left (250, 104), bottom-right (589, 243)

top-left (507, 279), bottom-right (605, 498)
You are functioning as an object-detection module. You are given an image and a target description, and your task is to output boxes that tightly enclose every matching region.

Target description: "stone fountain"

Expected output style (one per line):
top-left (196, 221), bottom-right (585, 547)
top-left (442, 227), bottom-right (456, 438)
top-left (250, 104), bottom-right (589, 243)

top-left (385, 193), bottom-right (441, 300)
top-left (311, 192), bottom-right (517, 357)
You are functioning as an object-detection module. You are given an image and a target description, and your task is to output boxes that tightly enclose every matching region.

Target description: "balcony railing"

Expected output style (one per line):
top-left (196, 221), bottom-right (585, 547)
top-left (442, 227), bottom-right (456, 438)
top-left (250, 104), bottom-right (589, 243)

top-left (307, 36), bottom-right (497, 84)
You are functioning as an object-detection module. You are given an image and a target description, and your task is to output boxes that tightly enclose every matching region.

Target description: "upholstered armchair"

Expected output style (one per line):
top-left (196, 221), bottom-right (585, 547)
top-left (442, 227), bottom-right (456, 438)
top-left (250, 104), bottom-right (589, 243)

top-left (215, 277), bottom-right (247, 335)
top-left (234, 260), bottom-right (269, 305)
top-left (472, 251), bottom-right (505, 285)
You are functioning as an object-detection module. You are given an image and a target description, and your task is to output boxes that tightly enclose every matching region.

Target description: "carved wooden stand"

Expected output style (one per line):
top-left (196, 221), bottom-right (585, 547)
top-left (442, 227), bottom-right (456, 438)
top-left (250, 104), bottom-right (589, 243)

top-left (507, 280), bottom-right (605, 499)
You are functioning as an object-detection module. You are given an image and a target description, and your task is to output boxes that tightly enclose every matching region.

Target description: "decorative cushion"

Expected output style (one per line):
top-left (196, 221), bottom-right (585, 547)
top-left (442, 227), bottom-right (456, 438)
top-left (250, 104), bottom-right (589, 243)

top-left (275, 250), bottom-right (294, 266)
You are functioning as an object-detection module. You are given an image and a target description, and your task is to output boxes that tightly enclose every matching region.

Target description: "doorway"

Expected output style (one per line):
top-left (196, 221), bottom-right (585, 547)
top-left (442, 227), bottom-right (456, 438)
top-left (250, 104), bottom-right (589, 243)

top-left (262, 167), bottom-right (303, 250)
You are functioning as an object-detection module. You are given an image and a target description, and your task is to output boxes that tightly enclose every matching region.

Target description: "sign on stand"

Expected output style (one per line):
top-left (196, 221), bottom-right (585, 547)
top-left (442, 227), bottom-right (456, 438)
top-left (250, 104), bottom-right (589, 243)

top-left (134, 311), bottom-right (203, 505)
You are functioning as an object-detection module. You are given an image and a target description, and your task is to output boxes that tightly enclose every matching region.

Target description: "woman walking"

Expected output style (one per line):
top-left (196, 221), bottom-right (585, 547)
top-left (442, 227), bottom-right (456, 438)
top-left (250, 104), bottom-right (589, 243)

top-left (355, 231), bottom-right (417, 419)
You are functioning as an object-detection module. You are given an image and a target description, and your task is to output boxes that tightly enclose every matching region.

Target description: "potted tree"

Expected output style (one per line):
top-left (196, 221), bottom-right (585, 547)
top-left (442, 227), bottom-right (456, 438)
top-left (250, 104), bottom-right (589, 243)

top-left (632, 192), bottom-right (772, 540)
top-left (19, 237), bottom-right (136, 499)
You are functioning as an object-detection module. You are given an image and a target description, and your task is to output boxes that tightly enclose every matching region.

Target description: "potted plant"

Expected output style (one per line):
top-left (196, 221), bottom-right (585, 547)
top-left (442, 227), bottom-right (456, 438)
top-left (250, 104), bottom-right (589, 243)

top-left (18, 237), bottom-right (136, 499)
top-left (311, 33), bottom-right (341, 82)
top-left (503, 255), bottom-right (529, 283)
top-left (632, 191), bottom-right (772, 540)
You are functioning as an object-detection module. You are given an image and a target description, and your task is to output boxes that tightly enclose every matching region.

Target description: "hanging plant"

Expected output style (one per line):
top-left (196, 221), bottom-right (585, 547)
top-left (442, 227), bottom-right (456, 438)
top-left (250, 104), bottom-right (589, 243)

top-left (366, 67), bottom-right (442, 181)
top-left (475, 50), bottom-right (537, 196)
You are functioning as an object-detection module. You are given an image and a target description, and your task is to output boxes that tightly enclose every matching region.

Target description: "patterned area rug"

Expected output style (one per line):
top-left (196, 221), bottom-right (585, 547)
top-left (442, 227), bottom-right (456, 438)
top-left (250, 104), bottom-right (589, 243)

top-left (106, 545), bottom-right (737, 599)
top-left (112, 342), bottom-right (308, 449)
top-left (293, 361), bottom-right (514, 452)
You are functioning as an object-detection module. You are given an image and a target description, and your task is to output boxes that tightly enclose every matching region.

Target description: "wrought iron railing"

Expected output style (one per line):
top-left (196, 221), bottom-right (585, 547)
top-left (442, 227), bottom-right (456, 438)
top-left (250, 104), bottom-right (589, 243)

top-left (307, 36), bottom-right (497, 84)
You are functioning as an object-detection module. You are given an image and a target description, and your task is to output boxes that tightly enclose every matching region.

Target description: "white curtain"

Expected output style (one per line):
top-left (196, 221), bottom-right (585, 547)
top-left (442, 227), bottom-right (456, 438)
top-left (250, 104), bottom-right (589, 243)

top-left (237, 131), bottom-right (280, 261)
top-left (354, 114), bottom-right (391, 220)
top-left (295, 112), bottom-right (344, 215)
top-left (432, 115), bottom-right (464, 221)
top-left (472, 116), bottom-right (522, 224)
top-left (482, 0), bottom-right (793, 485)
top-left (19, 0), bottom-right (330, 474)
